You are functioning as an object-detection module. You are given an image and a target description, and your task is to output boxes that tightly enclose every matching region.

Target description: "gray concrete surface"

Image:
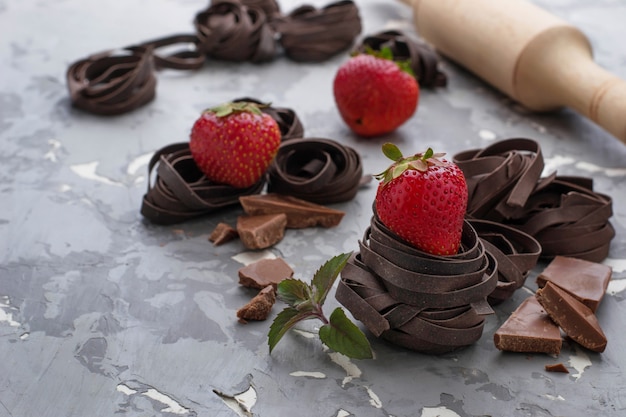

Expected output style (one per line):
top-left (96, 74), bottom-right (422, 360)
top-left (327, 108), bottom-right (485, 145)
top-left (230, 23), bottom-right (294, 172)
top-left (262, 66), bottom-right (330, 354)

top-left (1, 0), bottom-right (625, 416)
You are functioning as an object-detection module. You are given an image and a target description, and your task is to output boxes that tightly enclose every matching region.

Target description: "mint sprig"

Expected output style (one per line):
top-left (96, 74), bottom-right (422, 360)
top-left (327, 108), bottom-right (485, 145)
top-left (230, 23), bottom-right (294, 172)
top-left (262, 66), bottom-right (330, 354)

top-left (268, 252), bottom-right (373, 360)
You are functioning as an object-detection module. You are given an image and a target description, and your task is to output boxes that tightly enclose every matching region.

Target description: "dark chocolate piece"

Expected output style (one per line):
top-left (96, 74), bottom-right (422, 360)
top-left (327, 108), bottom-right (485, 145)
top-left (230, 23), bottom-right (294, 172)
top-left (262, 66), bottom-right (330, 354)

top-left (238, 258), bottom-right (294, 289)
top-left (545, 363), bottom-right (569, 373)
top-left (272, 0), bottom-right (362, 62)
top-left (536, 256), bottom-right (612, 312)
top-left (239, 193), bottom-right (344, 228)
top-left (267, 138), bottom-right (365, 204)
top-left (355, 30), bottom-right (447, 88)
top-left (493, 296), bottom-right (562, 355)
top-left (237, 285), bottom-right (276, 323)
top-left (237, 213), bottom-right (287, 249)
top-left (536, 282), bottom-right (607, 353)
top-left (209, 222), bottom-right (238, 245)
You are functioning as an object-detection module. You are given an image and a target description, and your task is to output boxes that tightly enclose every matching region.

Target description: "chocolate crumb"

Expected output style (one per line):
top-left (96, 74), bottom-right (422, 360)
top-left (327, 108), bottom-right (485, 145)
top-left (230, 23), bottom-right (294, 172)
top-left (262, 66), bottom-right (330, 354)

top-left (237, 286), bottom-right (276, 323)
top-left (545, 363), bottom-right (569, 373)
top-left (209, 222), bottom-right (238, 245)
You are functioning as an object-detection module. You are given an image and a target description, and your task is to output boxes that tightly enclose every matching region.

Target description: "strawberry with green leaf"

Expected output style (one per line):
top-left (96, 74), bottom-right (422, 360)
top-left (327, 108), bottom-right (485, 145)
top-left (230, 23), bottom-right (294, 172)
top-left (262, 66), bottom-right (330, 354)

top-left (268, 252), bottom-right (373, 360)
top-left (375, 143), bottom-right (468, 256)
top-left (333, 47), bottom-right (419, 137)
top-left (189, 101), bottom-right (281, 188)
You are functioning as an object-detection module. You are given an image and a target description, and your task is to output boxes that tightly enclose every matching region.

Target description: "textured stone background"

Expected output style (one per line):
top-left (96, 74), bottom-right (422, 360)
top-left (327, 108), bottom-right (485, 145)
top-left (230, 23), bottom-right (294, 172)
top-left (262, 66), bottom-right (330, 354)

top-left (1, 0), bottom-right (625, 416)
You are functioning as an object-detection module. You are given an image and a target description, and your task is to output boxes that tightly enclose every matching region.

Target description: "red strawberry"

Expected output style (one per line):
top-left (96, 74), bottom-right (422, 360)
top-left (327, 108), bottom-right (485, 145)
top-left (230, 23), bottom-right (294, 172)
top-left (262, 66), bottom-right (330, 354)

top-left (374, 143), bottom-right (468, 255)
top-left (333, 47), bottom-right (419, 137)
top-left (189, 101), bottom-right (281, 188)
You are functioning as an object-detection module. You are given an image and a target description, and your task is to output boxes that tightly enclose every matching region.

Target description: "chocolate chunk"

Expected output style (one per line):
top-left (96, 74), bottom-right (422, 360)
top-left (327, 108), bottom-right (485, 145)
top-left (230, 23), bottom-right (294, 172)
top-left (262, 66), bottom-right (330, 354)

top-left (237, 286), bottom-right (276, 323)
top-left (494, 296), bottom-right (561, 355)
top-left (209, 222), bottom-right (238, 245)
top-left (536, 282), bottom-right (607, 353)
top-left (237, 213), bottom-right (287, 249)
top-left (239, 193), bottom-right (344, 228)
top-left (536, 256), bottom-right (612, 312)
top-left (238, 258), bottom-right (294, 289)
top-left (545, 363), bottom-right (569, 373)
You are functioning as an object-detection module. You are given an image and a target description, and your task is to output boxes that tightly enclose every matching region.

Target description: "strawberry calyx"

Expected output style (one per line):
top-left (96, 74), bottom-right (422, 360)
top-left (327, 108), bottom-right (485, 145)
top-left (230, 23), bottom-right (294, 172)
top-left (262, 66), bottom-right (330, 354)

top-left (374, 143), bottom-right (446, 185)
top-left (204, 101), bottom-right (267, 117)
top-left (352, 46), bottom-right (415, 77)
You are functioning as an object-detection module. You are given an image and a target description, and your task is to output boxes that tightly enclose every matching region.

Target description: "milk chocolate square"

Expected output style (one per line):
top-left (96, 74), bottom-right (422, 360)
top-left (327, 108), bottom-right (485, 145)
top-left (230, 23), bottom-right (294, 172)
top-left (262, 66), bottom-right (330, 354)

top-left (494, 296), bottom-right (562, 355)
top-left (536, 281), bottom-right (607, 353)
top-left (536, 256), bottom-right (612, 312)
top-left (238, 257), bottom-right (294, 290)
top-left (237, 213), bottom-right (287, 249)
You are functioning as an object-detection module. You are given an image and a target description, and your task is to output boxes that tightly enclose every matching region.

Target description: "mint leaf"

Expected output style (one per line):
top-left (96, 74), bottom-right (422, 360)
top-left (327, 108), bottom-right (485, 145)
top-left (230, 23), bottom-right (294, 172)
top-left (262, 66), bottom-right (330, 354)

top-left (319, 308), bottom-right (373, 359)
top-left (311, 252), bottom-right (352, 305)
top-left (268, 307), bottom-right (313, 353)
top-left (277, 278), bottom-right (312, 308)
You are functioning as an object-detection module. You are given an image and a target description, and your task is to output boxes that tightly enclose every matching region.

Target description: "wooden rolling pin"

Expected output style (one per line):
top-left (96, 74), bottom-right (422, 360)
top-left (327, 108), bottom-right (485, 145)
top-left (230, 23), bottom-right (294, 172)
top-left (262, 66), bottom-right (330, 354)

top-left (400, 0), bottom-right (626, 144)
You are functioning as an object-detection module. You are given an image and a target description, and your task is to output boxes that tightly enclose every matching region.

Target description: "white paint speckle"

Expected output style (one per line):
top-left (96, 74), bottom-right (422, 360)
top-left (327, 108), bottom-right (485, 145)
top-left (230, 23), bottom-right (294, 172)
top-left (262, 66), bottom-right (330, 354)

top-left (44, 139), bottom-right (62, 162)
top-left (215, 386), bottom-right (257, 417)
top-left (0, 296), bottom-right (21, 327)
top-left (231, 250), bottom-right (276, 265)
top-left (127, 152), bottom-right (153, 175)
top-left (544, 394), bottom-right (566, 401)
top-left (575, 161), bottom-right (626, 177)
top-left (607, 279), bottom-right (626, 296)
top-left (59, 184), bottom-right (71, 192)
top-left (20, 332), bottom-right (29, 340)
top-left (542, 155), bottom-right (575, 176)
top-left (478, 129), bottom-right (497, 141)
top-left (604, 258), bottom-right (626, 273)
top-left (365, 386), bottom-right (382, 408)
top-left (421, 406), bottom-right (462, 417)
top-left (290, 371), bottom-right (326, 379)
top-left (117, 383), bottom-right (138, 396)
top-left (568, 345), bottom-right (592, 381)
top-left (336, 410), bottom-right (352, 417)
top-left (144, 388), bottom-right (191, 415)
top-left (70, 161), bottom-right (123, 186)
top-left (329, 352), bottom-right (362, 386)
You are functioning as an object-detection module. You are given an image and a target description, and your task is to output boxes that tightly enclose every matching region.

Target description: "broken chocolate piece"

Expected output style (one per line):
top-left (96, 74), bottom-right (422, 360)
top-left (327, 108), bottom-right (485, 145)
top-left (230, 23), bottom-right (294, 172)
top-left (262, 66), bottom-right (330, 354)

top-left (238, 258), bottom-right (294, 289)
top-left (237, 213), bottom-right (287, 249)
top-left (494, 296), bottom-right (562, 355)
top-left (237, 286), bottom-right (276, 323)
top-left (209, 222), bottom-right (238, 245)
top-left (536, 282), bottom-right (607, 353)
top-left (239, 193), bottom-right (344, 228)
top-left (545, 363), bottom-right (569, 373)
top-left (536, 256), bottom-right (612, 312)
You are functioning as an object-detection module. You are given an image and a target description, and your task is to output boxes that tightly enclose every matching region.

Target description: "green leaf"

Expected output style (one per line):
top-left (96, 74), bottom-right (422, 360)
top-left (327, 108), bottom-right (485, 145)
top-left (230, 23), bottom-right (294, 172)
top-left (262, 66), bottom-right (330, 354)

top-left (277, 278), bottom-right (312, 308)
top-left (311, 252), bottom-right (352, 305)
top-left (422, 147), bottom-right (434, 160)
top-left (319, 308), bottom-right (373, 359)
top-left (382, 143), bottom-right (403, 162)
top-left (268, 307), bottom-right (313, 353)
